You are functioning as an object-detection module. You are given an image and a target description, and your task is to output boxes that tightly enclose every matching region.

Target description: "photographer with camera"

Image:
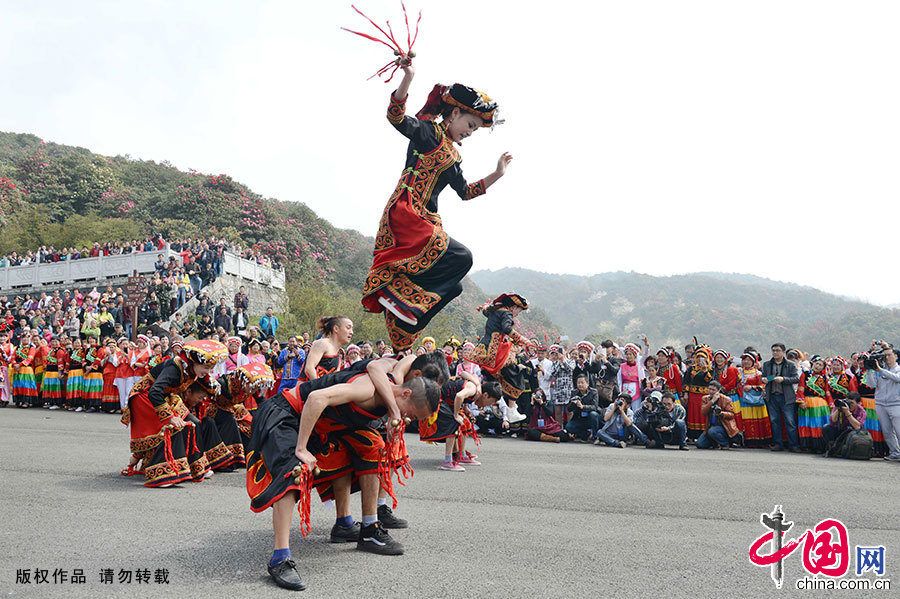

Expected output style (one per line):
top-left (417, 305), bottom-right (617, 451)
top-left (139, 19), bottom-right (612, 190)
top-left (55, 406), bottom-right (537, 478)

top-left (565, 374), bottom-right (601, 440)
top-left (632, 391), bottom-right (659, 443)
top-left (589, 340), bottom-right (621, 409)
top-left (696, 381), bottom-right (742, 449)
top-left (594, 392), bottom-right (649, 448)
top-left (823, 391), bottom-right (867, 457)
top-left (864, 343), bottom-right (900, 462)
top-left (645, 391), bottom-right (689, 450)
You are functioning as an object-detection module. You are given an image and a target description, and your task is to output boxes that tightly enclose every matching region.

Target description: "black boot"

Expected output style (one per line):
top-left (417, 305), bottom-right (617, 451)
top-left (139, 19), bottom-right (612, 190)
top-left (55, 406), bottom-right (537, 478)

top-left (378, 504), bottom-right (408, 529)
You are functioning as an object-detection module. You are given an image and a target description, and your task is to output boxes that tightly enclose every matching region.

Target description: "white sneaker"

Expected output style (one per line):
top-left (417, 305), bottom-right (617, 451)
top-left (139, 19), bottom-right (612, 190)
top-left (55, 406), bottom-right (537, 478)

top-left (377, 295), bottom-right (418, 326)
top-left (204, 470), bottom-right (214, 479)
top-left (75, 407), bottom-right (83, 412)
top-left (507, 407), bottom-right (526, 423)
top-left (49, 406), bottom-right (60, 410)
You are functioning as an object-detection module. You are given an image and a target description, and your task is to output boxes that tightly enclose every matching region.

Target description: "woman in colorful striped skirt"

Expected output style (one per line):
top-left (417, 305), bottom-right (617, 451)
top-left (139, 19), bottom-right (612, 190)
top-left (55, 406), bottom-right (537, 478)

top-left (797, 355), bottom-right (832, 453)
top-left (737, 352), bottom-right (772, 447)
top-left (852, 354), bottom-right (888, 457)
top-left (101, 338), bottom-right (120, 413)
top-left (11, 333), bottom-right (39, 408)
top-left (81, 336), bottom-right (105, 413)
top-left (66, 338), bottom-right (85, 411)
top-left (41, 337), bottom-right (68, 408)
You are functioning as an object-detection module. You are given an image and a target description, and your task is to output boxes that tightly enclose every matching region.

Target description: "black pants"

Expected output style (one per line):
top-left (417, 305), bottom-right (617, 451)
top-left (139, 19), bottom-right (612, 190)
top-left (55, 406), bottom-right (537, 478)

top-left (475, 414), bottom-right (505, 435)
top-left (525, 429), bottom-right (570, 442)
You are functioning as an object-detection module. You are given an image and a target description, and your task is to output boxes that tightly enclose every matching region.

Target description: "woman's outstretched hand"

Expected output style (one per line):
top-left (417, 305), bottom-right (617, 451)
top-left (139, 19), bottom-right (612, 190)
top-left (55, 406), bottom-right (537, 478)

top-left (496, 152), bottom-right (513, 176)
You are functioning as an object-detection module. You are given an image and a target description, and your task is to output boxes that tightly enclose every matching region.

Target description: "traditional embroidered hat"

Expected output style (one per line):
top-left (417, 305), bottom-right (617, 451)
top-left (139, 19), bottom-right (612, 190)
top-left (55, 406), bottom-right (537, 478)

top-left (462, 341), bottom-right (475, 351)
top-left (422, 337), bottom-right (436, 346)
top-left (226, 336), bottom-right (242, 345)
top-left (416, 83), bottom-right (500, 127)
top-left (713, 349), bottom-right (731, 363)
top-left (234, 362), bottom-right (275, 392)
top-left (137, 334), bottom-right (150, 344)
top-left (182, 339), bottom-right (227, 365)
top-left (657, 347), bottom-right (674, 360)
top-left (347, 344), bottom-right (360, 353)
top-left (829, 356), bottom-right (849, 371)
top-left (477, 293), bottom-right (528, 313)
top-left (444, 337), bottom-right (462, 349)
top-left (577, 341), bottom-right (595, 354)
top-left (548, 344), bottom-right (562, 353)
top-left (693, 346), bottom-right (714, 365)
top-left (623, 343), bottom-right (641, 357)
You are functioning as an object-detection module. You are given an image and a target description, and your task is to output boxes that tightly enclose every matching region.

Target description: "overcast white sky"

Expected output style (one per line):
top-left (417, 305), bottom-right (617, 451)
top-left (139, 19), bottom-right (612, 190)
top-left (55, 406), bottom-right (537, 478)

top-left (2, 1), bottom-right (899, 305)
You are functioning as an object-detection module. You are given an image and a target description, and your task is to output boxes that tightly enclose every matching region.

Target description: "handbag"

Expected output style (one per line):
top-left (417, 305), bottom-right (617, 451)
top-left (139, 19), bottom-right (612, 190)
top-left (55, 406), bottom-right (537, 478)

top-left (741, 388), bottom-right (765, 406)
top-left (596, 380), bottom-right (616, 403)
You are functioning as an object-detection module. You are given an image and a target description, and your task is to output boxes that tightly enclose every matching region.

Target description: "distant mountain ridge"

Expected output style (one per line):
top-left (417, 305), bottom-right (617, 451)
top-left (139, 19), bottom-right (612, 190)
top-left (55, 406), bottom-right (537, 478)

top-left (470, 268), bottom-right (900, 356)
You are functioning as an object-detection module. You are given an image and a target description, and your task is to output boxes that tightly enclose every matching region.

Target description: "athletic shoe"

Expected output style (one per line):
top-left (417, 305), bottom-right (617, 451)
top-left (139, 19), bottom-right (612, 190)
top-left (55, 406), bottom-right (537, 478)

top-left (507, 407), bottom-right (527, 423)
top-left (464, 450), bottom-right (478, 460)
top-left (884, 455), bottom-right (900, 462)
top-left (439, 461), bottom-right (465, 472)
top-left (679, 445), bottom-right (690, 451)
top-left (85, 408), bottom-right (97, 413)
top-left (267, 558), bottom-right (306, 591)
top-left (618, 441), bottom-right (627, 449)
top-left (377, 294), bottom-right (418, 326)
top-left (203, 470), bottom-right (214, 479)
top-left (49, 406), bottom-right (60, 410)
top-left (330, 521), bottom-right (361, 543)
top-left (75, 407), bottom-right (83, 412)
top-left (457, 454), bottom-right (481, 465)
top-left (357, 521), bottom-right (404, 555)
top-left (378, 504), bottom-right (408, 529)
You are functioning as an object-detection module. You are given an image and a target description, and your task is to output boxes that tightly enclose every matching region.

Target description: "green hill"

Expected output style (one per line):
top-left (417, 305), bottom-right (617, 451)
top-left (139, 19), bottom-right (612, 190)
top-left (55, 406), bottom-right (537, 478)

top-left (0, 131), bottom-right (557, 345)
top-left (470, 268), bottom-right (900, 356)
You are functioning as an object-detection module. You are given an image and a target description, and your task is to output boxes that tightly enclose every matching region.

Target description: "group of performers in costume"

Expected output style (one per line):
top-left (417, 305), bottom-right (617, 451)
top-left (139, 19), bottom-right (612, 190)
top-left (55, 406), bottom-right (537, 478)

top-left (0, 328), bottom-right (165, 413)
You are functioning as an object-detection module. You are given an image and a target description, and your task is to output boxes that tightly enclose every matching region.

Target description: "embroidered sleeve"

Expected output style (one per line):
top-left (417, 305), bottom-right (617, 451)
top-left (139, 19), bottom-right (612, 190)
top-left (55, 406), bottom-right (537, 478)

top-left (387, 92), bottom-right (406, 125)
top-left (465, 179), bottom-right (486, 200)
top-left (509, 329), bottom-right (527, 346)
top-left (148, 361), bottom-right (183, 417)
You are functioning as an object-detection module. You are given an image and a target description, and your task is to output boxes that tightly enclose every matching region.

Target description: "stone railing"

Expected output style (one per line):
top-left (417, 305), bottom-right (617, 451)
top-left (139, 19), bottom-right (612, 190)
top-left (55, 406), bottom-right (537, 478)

top-left (222, 252), bottom-right (285, 290)
top-left (0, 247), bottom-right (285, 291)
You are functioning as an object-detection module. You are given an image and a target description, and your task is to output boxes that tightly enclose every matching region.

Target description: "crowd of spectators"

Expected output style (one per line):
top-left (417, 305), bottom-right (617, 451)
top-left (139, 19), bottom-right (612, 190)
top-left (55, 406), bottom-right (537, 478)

top-left (0, 235), bottom-right (282, 270)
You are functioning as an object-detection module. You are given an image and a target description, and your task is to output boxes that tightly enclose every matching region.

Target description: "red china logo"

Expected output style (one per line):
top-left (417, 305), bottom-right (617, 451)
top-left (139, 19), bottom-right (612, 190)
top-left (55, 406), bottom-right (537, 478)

top-left (748, 505), bottom-right (889, 591)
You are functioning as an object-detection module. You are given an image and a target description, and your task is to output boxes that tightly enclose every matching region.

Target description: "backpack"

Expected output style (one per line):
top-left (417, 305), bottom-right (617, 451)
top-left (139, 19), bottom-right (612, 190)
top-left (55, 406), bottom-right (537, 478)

top-left (838, 429), bottom-right (873, 460)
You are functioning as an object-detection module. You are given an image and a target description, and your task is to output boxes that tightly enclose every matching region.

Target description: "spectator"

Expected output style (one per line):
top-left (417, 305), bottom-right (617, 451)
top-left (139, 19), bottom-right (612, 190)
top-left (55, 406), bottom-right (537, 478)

top-left (197, 314), bottom-right (215, 340)
top-left (696, 381), bottom-right (741, 449)
top-left (195, 296), bottom-right (212, 320)
top-left (214, 306), bottom-right (232, 332)
top-left (154, 254), bottom-right (166, 273)
top-left (234, 286), bottom-right (249, 311)
top-left (259, 307), bottom-right (279, 338)
top-left (359, 341), bottom-right (374, 359)
top-left (823, 391), bottom-right (866, 456)
top-left (547, 344), bottom-right (574, 424)
top-left (277, 336), bottom-right (306, 392)
top-left (866, 345), bottom-right (900, 462)
top-left (565, 374), bottom-right (601, 440)
top-left (762, 343), bottom-right (801, 452)
top-left (232, 306), bottom-right (249, 336)
top-left (374, 339), bottom-right (386, 357)
top-left (216, 297), bottom-right (232, 319)
top-left (595, 392), bottom-right (649, 448)
top-left (200, 262), bottom-right (216, 288)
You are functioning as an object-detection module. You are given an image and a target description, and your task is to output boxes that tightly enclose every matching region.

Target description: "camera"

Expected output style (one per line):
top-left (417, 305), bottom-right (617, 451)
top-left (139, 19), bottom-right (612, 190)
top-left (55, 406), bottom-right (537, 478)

top-left (646, 394), bottom-right (674, 429)
top-left (863, 351), bottom-right (886, 370)
top-left (833, 398), bottom-right (847, 409)
top-left (615, 399), bottom-right (624, 407)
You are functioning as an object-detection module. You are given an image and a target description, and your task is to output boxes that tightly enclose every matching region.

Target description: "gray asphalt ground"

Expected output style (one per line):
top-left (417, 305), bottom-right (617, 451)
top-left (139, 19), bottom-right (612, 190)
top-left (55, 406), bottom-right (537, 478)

top-left (1, 408), bottom-right (898, 598)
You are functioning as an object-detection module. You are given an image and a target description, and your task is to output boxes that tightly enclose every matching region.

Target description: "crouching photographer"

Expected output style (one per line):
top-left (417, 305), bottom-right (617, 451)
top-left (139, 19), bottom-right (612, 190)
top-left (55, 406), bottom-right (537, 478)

top-left (823, 392), bottom-right (868, 457)
top-left (645, 392), bottom-right (688, 450)
top-left (594, 392), bottom-right (649, 448)
top-left (697, 381), bottom-right (742, 449)
top-left (565, 374), bottom-right (601, 440)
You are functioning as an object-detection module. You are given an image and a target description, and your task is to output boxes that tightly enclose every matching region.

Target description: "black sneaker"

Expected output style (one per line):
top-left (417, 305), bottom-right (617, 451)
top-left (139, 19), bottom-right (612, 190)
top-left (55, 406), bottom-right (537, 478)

top-left (267, 558), bottom-right (306, 591)
top-left (330, 521), bottom-right (360, 543)
top-left (357, 522), bottom-right (404, 555)
top-left (377, 504), bottom-right (408, 529)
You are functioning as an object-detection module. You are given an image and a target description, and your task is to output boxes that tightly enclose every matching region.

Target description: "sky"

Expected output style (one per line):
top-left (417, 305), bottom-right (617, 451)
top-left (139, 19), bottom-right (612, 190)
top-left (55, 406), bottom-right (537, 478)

top-left (2, 1), bottom-right (899, 305)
